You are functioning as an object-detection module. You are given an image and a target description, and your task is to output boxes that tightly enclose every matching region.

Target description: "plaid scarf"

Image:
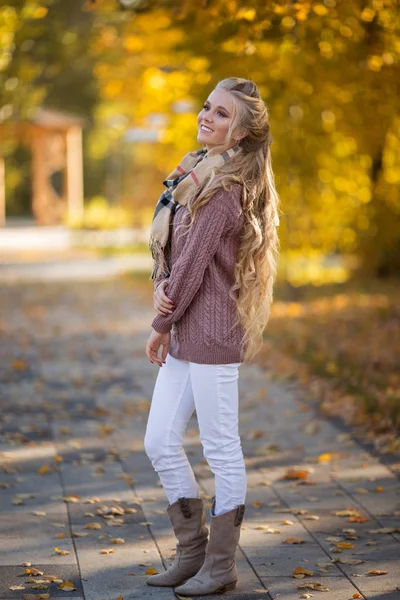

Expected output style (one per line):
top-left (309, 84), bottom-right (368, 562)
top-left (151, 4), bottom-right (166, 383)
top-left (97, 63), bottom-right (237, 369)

top-left (149, 144), bottom-right (241, 281)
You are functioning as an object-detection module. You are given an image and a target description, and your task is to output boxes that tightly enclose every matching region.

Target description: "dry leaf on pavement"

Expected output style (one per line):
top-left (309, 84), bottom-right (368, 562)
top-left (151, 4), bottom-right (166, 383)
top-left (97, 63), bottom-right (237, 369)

top-left (331, 508), bottom-right (361, 518)
top-left (334, 558), bottom-right (364, 565)
top-left (292, 566), bottom-right (314, 578)
top-left (282, 469), bottom-right (310, 480)
top-left (84, 522), bottom-right (102, 530)
top-left (368, 570), bottom-right (388, 576)
top-left (9, 586), bottom-right (25, 591)
top-left (336, 541), bottom-right (355, 549)
top-left (297, 581), bottom-right (330, 591)
top-left (54, 547), bottom-right (70, 555)
top-left (26, 568), bottom-right (44, 576)
top-left (58, 580), bottom-right (77, 591)
top-left (368, 527), bottom-right (400, 534)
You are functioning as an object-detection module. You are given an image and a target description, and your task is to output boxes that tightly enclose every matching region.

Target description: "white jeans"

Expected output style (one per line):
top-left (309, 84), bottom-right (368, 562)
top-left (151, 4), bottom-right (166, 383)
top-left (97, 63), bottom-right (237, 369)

top-left (144, 353), bottom-right (247, 516)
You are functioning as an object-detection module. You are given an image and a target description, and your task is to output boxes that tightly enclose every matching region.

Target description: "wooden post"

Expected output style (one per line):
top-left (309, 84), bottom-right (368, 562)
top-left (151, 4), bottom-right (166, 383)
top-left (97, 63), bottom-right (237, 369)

top-left (31, 130), bottom-right (49, 224)
top-left (65, 126), bottom-right (84, 224)
top-left (0, 157), bottom-right (5, 226)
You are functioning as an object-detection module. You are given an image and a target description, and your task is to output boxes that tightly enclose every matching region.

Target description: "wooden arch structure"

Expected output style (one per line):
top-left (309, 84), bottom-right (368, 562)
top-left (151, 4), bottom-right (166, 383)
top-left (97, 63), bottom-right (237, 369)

top-left (0, 107), bottom-right (84, 226)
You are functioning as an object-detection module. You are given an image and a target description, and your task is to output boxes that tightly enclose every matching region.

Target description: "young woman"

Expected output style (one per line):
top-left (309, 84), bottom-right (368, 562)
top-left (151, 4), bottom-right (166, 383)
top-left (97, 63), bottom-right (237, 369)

top-left (144, 77), bottom-right (280, 596)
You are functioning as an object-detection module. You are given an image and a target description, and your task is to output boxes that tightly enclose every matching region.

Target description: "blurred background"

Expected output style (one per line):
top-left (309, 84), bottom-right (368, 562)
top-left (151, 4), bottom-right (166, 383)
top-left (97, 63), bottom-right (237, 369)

top-left (1, 0), bottom-right (399, 434)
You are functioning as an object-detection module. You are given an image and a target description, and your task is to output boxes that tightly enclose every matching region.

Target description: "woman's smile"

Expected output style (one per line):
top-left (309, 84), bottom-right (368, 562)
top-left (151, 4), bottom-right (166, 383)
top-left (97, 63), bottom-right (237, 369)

top-left (199, 124), bottom-right (214, 133)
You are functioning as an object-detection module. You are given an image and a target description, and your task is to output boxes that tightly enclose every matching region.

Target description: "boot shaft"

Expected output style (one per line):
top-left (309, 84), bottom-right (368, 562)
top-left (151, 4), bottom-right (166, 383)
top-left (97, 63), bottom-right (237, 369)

top-left (167, 497), bottom-right (209, 551)
top-left (206, 497), bottom-right (245, 555)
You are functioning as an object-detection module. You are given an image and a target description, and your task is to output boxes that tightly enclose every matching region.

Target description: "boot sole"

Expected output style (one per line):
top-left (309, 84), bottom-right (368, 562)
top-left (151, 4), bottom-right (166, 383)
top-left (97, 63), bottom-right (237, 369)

top-left (177, 580), bottom-right (237, 595)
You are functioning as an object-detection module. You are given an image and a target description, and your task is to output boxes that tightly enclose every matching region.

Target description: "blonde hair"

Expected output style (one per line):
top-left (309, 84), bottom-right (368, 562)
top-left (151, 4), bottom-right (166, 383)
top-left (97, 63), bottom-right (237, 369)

top-left (178, 77), bottom-right (281, 362)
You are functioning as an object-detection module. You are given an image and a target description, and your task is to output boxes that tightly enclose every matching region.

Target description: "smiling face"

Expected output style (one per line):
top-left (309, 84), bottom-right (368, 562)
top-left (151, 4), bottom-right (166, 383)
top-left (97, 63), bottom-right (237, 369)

top-left (197, 87), bottom-right (243, 152)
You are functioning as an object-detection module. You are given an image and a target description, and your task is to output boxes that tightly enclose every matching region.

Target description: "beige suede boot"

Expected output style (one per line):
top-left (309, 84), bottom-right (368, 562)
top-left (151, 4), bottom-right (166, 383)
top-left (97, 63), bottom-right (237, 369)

top-left (146, 497), bottom-right (209, 587)
top-left (174, 496), bottom-right (246, 596)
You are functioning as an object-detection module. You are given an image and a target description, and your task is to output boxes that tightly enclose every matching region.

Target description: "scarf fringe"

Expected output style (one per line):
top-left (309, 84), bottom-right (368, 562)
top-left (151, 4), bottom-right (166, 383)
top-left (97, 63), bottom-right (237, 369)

top-left (149, 236), bottom-right (171, 281)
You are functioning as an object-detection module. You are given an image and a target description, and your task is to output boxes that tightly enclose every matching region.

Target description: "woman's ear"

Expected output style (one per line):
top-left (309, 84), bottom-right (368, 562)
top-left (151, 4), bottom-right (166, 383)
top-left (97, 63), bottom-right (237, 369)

top-left (234, 128), bottom-right (248, 142)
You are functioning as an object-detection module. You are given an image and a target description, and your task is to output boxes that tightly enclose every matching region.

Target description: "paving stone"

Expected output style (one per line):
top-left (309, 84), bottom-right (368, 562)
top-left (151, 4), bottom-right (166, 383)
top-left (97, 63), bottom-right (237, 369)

top-left (242, 544), bottom-right (342, 577)
top-left (260, 576), bottom-right (363, 599)
top-left (0, 538), bottom-right (77, 566)
top-left (0, 563), bottom-right (82, 598)
top-left (0, 512), bottom-right (69, 538)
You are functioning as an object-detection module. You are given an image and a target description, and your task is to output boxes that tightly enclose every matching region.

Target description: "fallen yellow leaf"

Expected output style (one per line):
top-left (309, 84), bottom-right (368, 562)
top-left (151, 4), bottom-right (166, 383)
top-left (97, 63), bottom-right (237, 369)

top-left (283, 537), bottom-right (305, 544)
top-left (297, 582), bottom-right (329, 591)
top-left (59, 580), bottom-right (76, 591)
top-left (368, 570), bottom-right (388, 576)
top-left (54, 547), bottom-right (70, 555)
top-left (12, 358), bottom-right (29, 370)
top-left (318, 452), bottom-right (339, 463)
top-left (334, 558), bottom-right (364, 565)
top-left (63, 494), bottom-right (81, 503)
top-left (145, 567), bottom-right (159, 575)
top-left (336, 541), bottom-right (354, 549)
top-left (349, 515), bottom-right (369, 523)
top-left (99, 424), bottom-right (114, 435)
top-left (332, 508), bottom-right (361, 517)
top-left (292, 566), bottom-right (314, 578)
top-left (26, 568), bottom-right (44, 576)
top-left (37, 465), bottom-right (51, 475)
top-left (84, 522), bottom-right (102, 530)
top-left (282, 469), bottom-right (309, 481)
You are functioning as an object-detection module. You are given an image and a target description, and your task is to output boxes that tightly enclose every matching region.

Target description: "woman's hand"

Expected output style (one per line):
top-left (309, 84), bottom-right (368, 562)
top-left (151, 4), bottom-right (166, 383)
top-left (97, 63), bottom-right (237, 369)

top-left (153, 280), bottom-right (176, 316)
top-left (146, 328), bottom-right (170, 367)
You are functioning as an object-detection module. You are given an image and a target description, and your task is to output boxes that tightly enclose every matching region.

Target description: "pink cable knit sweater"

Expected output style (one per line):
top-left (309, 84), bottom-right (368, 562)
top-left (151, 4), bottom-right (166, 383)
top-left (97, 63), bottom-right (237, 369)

top-left (151, 183), bottom-right (246, 364)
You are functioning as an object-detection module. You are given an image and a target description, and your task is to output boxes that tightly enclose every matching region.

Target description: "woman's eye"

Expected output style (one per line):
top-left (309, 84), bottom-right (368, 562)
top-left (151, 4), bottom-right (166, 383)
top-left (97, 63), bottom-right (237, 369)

top-left (202, 105), bottom-right (226, 117)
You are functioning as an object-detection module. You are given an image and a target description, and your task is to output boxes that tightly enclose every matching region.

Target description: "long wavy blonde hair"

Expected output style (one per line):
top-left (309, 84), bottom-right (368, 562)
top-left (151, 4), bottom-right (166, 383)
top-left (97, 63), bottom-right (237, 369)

top-left (177, 77), bottom-right (281, 362)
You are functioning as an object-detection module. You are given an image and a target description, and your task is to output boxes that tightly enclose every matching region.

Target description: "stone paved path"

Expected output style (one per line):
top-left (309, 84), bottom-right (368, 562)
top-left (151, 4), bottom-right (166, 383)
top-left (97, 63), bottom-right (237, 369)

top-left (0, 279), bottom-right (399, 600)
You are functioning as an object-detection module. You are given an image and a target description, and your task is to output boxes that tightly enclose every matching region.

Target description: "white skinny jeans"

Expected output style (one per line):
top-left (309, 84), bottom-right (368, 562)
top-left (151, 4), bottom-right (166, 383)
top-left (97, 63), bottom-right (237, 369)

top-left (144, 353), bottom-right (247, 516)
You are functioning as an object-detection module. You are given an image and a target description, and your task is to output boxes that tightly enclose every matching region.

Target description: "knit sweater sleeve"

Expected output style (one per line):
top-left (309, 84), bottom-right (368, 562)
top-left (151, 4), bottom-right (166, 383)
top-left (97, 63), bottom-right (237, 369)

top-left (154, 276), bottom-right (169, 292)
top-left (151, 189), bottom-right (231, 334)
